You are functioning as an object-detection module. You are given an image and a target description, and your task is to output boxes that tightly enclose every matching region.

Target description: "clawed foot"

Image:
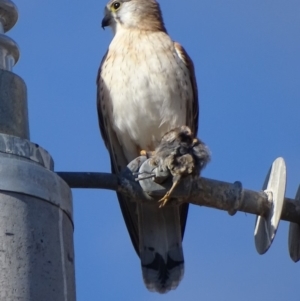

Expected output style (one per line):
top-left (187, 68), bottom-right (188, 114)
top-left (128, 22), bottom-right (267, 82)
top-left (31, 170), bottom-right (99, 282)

top-left (158, 178), bottom-right (180, 208)
top-left (158, 192), bottom-right (171, 208)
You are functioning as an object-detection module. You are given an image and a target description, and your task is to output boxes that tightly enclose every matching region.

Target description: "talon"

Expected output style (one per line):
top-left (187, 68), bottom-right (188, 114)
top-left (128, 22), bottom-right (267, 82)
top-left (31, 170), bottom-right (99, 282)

top-left (158, 178), bottom-right (181, 208)
top-left (158, 193), bottom-right (171, 208)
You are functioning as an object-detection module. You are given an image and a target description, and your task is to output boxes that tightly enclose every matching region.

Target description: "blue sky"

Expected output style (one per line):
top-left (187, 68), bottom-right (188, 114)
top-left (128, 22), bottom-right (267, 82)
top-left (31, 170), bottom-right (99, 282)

top-left (11, 0), bottom-right (300, 300)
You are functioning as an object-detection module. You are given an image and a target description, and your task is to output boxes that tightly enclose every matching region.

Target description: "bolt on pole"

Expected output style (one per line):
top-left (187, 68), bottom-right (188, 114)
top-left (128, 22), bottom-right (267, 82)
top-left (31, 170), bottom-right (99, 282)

top-left (0, 1), bottom-right (76, 300)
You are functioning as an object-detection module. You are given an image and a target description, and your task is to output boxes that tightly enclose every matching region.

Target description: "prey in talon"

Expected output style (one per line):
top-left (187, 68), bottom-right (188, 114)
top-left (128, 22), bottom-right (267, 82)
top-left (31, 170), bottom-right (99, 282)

top-left (150, 126), bottom-right (211, 207)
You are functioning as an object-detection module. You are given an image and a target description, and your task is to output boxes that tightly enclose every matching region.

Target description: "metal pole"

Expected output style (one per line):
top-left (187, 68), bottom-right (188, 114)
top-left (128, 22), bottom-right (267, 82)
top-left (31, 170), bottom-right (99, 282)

top-left (0, 1), bottom-right (76, 300)
top-left (56, 171), bottom-right (300, 224)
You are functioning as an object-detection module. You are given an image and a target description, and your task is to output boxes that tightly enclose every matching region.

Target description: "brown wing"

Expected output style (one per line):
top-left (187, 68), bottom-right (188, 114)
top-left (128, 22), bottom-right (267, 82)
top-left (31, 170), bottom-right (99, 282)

top-left (174, 42), bottom-right (199, 238)
top-left (96, 43), bottom-right (199, 252)
top-left (174, 42), bottom-right (199, 136)
top-left (96, 52), bottom-right (140, 255)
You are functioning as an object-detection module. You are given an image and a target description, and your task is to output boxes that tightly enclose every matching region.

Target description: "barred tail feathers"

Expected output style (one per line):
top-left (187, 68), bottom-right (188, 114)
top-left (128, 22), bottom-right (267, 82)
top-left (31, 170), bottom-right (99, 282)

top-left (138, 204), bottom-right (184, 294)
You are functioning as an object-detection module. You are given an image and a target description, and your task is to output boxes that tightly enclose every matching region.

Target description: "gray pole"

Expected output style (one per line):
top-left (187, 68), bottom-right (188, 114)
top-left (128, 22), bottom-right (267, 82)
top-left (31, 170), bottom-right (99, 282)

top-left (0, 1), bottom-right (76, 300)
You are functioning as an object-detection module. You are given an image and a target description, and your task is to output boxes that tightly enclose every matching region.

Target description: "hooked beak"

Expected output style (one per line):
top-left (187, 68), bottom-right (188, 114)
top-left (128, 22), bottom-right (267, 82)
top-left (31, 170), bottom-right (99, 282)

top-left (101, 8), bottom-right (112, 29)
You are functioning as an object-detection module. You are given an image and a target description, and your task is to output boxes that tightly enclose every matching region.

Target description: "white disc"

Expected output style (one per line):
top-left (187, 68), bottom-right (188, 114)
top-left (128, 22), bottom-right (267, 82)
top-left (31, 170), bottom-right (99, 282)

top-left (254, 157), bottom-right (286, 254)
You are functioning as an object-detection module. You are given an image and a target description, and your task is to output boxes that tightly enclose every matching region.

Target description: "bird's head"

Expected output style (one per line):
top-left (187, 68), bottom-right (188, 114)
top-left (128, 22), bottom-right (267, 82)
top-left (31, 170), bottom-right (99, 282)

top-left (101, 0), bottom-right (166, 33)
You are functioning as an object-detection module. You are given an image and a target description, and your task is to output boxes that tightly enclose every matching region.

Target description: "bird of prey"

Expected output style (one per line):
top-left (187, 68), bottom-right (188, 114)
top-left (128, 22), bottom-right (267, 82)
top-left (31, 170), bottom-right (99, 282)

top-left (97, 0), bottom-right (198, 293)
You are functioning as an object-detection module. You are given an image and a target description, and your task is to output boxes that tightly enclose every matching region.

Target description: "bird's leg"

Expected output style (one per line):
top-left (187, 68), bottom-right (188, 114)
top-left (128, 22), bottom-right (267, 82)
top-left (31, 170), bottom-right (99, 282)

top-left (158, 176), bottom-right (181, 208)
top-left (140, 150), bottom-right (155, 158)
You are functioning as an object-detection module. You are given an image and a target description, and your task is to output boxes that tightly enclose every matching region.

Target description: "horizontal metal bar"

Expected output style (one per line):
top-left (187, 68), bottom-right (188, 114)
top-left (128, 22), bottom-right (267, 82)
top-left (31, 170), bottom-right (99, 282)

top-left (56, 171), bottom-right (300, 224)
top-left (57, 172), bottom-right (118, 190)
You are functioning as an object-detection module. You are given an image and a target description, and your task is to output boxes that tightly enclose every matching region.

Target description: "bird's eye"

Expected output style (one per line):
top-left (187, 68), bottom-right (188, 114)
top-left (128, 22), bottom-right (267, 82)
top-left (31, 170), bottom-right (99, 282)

top-left (112, 2), bottom-right (121, 10)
